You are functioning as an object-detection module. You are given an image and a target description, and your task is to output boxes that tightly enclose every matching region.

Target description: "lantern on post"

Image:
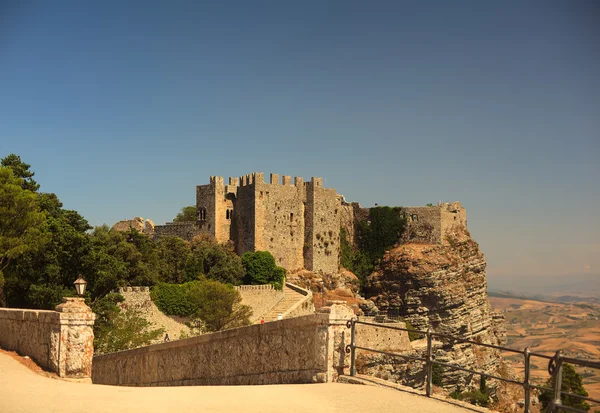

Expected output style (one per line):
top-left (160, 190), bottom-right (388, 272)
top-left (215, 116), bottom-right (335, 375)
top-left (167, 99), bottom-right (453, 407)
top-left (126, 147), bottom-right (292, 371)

top-left (74, 276), bottom-right (87, 296)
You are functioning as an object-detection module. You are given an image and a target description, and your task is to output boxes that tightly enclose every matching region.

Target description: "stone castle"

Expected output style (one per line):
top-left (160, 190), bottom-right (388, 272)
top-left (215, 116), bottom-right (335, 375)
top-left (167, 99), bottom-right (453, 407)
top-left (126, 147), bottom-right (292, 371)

top-left (151, 172), bottom-right (468, 274)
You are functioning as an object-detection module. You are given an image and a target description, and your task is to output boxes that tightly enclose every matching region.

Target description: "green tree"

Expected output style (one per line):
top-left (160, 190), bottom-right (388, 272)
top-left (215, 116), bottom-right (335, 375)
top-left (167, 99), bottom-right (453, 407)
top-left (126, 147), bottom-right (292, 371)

top-left (242, 250), bottom-right (285, 289)
top-left (173, 206), bottom-right (197, 222)
top-left (1, 154), bottom-right (40, 192)
top-left (91, 292), bottom-right (164, 354)
top-left (340, 207), bottom-right (405, 286)
top-left (156, 236), bottom-right (191, 284)
top-left (539, 363), bottom-right (591, 412)
top-left (186, 277), bottom-right (252, 332)
top-left (0, 167), bottom-right (46, 305)
top-left (187, 238), bottom-right (244, 285)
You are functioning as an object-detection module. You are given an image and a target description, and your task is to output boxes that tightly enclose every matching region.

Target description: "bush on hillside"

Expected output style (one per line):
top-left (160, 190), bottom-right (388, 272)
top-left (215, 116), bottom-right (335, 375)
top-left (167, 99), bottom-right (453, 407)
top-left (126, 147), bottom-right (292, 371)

top-left (242, 251), bottom-right (285, 289)
top-left (150, 282), bottom-right (195, 316)
top-left (150, 278), bottom-right (252, 332)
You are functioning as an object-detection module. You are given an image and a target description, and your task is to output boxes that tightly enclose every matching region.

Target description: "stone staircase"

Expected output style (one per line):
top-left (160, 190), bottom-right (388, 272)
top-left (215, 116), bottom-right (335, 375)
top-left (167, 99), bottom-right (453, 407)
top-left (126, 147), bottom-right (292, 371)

top-left (263, 285), bottom-right (307, 322)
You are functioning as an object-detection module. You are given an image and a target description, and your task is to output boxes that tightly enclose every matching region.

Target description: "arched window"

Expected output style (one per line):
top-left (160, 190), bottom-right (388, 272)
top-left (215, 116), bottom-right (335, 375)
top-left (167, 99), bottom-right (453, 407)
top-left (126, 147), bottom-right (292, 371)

top-left (198, 207), bottom-right (207, 221)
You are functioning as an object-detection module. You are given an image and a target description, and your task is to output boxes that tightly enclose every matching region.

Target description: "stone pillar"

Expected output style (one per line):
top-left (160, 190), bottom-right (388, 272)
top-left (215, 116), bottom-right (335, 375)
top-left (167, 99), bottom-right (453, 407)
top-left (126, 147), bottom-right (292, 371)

top-left (320, 301), bottom-right (354, 382)
top-left (54, 297), bottom-right (96, 378)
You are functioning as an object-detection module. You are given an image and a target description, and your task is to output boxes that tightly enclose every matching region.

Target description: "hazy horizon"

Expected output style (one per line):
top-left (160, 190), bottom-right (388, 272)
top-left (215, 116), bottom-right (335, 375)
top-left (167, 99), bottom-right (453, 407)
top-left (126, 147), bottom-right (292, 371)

top-left (1, 1), bottom-right (598, 292)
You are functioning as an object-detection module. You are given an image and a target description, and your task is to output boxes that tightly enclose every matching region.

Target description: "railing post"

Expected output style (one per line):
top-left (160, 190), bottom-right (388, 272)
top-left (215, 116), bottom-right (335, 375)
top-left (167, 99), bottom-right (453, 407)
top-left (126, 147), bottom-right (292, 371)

top-left (345, 318), bottom-right (356, 377)
top-left (426, 328), bottom-right (433, 397)
top-left (523, 347), bottom-right (531, 413)
top-left (549, 350), bottom-right (563, 413)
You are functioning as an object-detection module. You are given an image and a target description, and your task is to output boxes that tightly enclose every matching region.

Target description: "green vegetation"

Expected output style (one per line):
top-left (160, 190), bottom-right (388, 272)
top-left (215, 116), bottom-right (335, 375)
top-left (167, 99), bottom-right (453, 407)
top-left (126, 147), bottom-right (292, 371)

top-left (431, 363), bottom-right (444, 386)
top-left (91, 292), bottom-right (164, 354)
top-left (151, 278), bottom-right (252, 332)
top-left (450, 389), bottom-right (490, 407)
top-left (150, 282), bottom-right (196, 316)
top-left (0, 154), bottom-right (269, 350)
top-left (340, 207), bottom-right (406, 285)
top-left (173, 205), bottom-right (197, 222)
top-left (404, 320), bottom-right (422, 341)
top-left (539, 363), bottom-right (591, 412)
top-left (242, 251), bottom-right (285, 289)
top-left (450, 377), bottom-right (490, 407)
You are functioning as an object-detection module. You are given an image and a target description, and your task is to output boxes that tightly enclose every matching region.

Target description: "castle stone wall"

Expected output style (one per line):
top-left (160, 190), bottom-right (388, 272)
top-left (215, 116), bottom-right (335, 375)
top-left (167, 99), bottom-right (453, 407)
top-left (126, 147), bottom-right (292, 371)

top-left (196, 180), bottom-right (217, 239)
top-left (440, 202), bottom-right (468, 242)
top-left (153, 222), bottom-right (207, 241)
top-left (0, 298), bottom-right (95, 378)
top-left (305, 178), bottom-right (340, 274)
top-left (399, 206), bottom-right (442, 244)
top-left (232, 179), bottom-right (256, 256)
top-left (254, 175), bottom-right (305, 270)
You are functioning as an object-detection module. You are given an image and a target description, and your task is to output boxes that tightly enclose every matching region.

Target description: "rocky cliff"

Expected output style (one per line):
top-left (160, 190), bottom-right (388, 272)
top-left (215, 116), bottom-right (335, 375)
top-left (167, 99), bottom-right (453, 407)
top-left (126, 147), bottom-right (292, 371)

top-left (364, 230), bottom-right (507, 391)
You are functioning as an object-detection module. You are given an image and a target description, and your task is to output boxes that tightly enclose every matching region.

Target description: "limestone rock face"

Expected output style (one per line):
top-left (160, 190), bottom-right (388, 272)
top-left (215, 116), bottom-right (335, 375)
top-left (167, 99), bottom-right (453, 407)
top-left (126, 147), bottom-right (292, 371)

top-left (365, 234), bottom-right (507, 389)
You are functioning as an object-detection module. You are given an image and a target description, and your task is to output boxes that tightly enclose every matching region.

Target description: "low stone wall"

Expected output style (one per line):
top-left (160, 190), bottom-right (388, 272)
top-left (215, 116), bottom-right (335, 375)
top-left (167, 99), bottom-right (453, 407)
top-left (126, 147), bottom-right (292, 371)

top-left (235, 285), bottom-right (284, 323)
top-left (354, 321), bottom-right (412, 353)
top-left (0, 298), bottom-right (95, 378)
top-left (92, 303), bottom-right (355, 386)
top-left (283, 282), bottom-right (315, 319)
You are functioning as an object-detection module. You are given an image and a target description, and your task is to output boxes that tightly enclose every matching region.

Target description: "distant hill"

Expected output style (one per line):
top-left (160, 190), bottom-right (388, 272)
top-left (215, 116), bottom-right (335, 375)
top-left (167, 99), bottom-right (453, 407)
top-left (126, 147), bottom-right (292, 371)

top-left (487, 273), bottom-right (600, 302)
top-left (488, 290), bottom-right (600, 305)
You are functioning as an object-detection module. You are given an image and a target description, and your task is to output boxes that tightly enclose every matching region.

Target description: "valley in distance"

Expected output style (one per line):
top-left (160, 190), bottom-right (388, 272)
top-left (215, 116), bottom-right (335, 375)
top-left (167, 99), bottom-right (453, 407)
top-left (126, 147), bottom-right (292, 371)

top-left (488, 285), bottom-right (600, 402)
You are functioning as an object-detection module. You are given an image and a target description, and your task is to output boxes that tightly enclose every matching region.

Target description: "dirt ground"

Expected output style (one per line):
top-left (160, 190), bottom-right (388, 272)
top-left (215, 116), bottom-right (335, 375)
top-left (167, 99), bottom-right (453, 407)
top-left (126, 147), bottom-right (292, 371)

top-left (0, 351), bottom-right (493, 413)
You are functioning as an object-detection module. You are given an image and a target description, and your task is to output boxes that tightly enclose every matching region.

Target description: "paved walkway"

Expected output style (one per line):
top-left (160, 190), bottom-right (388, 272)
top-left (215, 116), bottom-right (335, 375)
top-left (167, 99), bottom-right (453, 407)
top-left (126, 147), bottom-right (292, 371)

top-left (0, 352), bottom-right (487, 413)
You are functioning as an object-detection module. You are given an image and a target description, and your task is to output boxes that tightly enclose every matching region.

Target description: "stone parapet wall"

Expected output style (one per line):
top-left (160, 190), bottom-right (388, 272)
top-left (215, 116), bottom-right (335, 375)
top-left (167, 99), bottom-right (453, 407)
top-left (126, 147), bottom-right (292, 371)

top-left (92, 304), bottom-right (356, 386)
top-left (153, 221), bottom-right (208, 241)
top-left (234, 284), bottom-right (285, 323)
top-left (282, 282), bottom-right (315, 319)
top-left (0, 298), bottom-right (95, 378)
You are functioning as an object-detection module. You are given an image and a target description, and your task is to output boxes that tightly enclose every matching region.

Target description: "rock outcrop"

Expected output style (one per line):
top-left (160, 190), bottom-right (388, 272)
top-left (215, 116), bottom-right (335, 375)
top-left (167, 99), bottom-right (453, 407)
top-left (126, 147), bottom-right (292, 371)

top-left (364, 230), bottom-right (507, 390)
top-left (112, 217), bottom-right (155, 237)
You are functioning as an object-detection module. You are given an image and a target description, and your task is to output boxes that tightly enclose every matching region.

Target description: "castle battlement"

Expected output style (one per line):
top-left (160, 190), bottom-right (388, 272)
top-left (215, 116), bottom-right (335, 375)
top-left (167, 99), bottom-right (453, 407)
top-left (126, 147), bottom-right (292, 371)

top-left (154, 172), bottom-right (468, 273)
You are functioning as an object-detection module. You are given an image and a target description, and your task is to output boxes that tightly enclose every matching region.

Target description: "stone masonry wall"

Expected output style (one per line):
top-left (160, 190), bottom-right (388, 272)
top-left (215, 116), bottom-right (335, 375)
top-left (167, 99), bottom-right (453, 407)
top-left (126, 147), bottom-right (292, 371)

top-left (92, 303), bottom-right (356, 386)
top-left (399, 206), bottom-right (442, 244)
top-left (153, 222), bottom-right (207, 241)
top-left (0, 298), bottom-right (95, 378)
top-left (255, 173), bottom-right (305, 270)
top-left (305, 178), bottom-right (340, 274)
top-left (235, 284), bottom-right (285, 323)
top-left (304, 178), bottom-right (341, 273)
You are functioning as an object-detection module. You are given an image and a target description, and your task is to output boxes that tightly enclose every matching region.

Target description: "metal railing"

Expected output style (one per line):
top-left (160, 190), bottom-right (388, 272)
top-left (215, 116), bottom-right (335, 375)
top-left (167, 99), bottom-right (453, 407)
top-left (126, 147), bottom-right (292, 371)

top-left (345, 318), bottom-right (600, 413)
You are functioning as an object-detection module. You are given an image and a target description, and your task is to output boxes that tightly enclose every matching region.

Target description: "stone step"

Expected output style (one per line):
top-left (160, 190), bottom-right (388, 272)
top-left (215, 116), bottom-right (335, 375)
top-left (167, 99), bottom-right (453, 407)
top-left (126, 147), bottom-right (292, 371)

top-left (263, 287), bottom-right (306, 321)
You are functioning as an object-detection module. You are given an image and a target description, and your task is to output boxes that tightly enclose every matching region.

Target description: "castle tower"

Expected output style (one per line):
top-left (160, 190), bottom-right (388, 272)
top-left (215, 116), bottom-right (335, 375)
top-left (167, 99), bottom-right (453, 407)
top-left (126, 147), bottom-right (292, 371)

top-left (304, 177), bottom-right (341, 274)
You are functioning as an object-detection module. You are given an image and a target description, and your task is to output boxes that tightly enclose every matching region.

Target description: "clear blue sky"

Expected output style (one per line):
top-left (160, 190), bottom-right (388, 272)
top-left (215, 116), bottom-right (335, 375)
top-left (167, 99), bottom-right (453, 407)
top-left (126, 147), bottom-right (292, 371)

top-left (1, 1), bottom-right (598, 294)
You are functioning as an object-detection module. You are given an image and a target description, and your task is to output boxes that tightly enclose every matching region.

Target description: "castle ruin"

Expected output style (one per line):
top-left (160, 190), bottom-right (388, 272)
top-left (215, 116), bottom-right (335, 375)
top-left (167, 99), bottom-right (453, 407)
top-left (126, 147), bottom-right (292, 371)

top-left (153, 172), bottom-right (468, 274)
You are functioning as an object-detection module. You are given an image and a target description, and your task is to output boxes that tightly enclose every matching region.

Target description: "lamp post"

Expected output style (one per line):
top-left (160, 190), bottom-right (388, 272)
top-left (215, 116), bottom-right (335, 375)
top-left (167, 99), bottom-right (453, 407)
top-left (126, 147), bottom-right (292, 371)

top-left (74, 276), bottom-right (87, 296)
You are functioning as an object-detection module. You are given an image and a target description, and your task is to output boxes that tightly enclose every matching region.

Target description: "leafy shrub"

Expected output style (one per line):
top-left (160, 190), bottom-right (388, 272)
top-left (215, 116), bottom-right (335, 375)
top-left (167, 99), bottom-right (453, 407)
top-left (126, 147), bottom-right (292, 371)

top-left (92, 292), bottom-right (164, 354)
top-left (450, 389), bottom-right (489, 407)
top-left (186, 277), bottom-right (252, 332)
top-left (151, 278), bottom-right (252, 332)
top-left (431, 363), bottom-right (444, 386)
top-left (404, 320), bottom-right (422, 341)
top-left (242, 251), bottom-right (286, 289)
top-left (539, 363), bottom-right (591, 412)
top-left (150, 282), bottom-right (196, 316)
top-left (340, 207), bottom-right (406, 286)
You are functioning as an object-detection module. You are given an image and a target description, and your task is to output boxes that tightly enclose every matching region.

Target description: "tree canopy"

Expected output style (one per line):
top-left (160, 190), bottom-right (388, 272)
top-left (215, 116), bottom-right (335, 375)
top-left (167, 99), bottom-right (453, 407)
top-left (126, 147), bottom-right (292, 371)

top-left (0, 167), bottom-right (46, 305)
top-left (242, 250), bottom-right (285, 289)
top-left (539, 363), bottom-right (591, 412)
top-left (173, 206), bottom-right (197, 222)
top-left (1, 154), bottom-right (40, 192)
